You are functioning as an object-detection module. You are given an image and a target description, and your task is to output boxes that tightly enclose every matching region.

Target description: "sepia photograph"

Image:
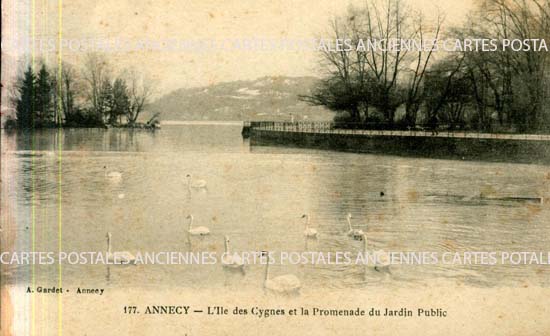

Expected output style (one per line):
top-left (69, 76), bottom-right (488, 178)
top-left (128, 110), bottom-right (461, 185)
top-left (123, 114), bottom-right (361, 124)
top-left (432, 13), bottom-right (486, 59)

top-left (1, 0), bottom-right (550, 335)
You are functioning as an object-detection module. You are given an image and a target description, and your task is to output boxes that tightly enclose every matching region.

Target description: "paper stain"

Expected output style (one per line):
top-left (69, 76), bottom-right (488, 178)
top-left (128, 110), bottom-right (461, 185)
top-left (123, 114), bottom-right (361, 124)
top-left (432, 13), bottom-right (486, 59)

top-left (525, 204), bottom-right (542, 220)
top-left (406, 190), bottom-right (419, 202)
top-left (441, 240), bottom-right (459, 250)
top-left (480, 185), bottom-right (497, 197)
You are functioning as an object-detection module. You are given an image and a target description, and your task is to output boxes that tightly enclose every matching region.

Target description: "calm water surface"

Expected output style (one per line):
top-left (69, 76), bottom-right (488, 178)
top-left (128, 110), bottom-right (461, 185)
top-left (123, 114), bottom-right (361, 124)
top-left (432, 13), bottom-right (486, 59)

top-left (1, 124), bottom-right (550, 290)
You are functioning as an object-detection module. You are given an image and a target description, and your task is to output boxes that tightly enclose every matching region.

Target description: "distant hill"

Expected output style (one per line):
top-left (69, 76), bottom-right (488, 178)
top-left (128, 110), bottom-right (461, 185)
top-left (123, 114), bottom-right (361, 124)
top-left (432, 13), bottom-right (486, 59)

top-left (146, 76), bottom-right (334, 122)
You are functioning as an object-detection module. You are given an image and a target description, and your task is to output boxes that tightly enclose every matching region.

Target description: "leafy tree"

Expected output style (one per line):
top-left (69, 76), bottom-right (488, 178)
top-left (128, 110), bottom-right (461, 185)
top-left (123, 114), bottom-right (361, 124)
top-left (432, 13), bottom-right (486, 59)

top-left (301, 75), bottom-right (371, 123)
top-left (10, 55), bottom-right (155, 129)
top-left (35, 64), bottom-right (54, 126)
top-left (14, 66), bottom-right (36, 129)
top-left (99, 79), bottom-right (114, 123)
top-left (57, 63), bottom-right (79, 124)
top-left (111, 78), bottom-right (130, 125)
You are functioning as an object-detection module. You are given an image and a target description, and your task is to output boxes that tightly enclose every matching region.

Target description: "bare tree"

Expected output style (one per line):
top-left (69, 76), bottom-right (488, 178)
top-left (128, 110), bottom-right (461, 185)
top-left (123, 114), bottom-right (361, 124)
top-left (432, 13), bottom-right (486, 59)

top-left (482, 0), bottom-right (549, 130)
top-left (448, 0), bottom-right (550, 131)
top-left (301, 11), bottom-right (368, 122)
top-left (56, 62), bottom-right (80, 123)
top-left (424, 55), bottom-right (466, 129)
top-left (124, 68), bottom-right (154, 125)
top-left (82, 53), bottom-right (111, 120)
top-left (357, 0), bottom-right (412, 123)
top-left (404, 11), bottom-right (443, 126)
top-left (303, 0), bottom-right (416, 125)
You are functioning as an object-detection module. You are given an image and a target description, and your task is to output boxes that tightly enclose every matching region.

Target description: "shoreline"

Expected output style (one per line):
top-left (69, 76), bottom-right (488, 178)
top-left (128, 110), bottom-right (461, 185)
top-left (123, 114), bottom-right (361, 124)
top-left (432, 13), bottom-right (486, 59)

top-left (248, 123), bottom-right (550, 164)
top-left (1, 124), bottom-right (160, 131)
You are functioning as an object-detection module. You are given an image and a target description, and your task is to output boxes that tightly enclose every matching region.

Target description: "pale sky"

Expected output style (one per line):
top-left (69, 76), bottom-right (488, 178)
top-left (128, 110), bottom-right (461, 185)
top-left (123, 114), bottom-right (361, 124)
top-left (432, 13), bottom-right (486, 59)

top-left (2, 0), bottom-right (474, 95)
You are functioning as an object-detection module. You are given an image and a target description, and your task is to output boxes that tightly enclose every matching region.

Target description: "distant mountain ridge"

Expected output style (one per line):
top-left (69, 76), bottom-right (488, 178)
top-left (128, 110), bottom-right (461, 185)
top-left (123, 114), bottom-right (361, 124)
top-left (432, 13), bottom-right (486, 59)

top-left (147, 76), bottom-right (334, 122)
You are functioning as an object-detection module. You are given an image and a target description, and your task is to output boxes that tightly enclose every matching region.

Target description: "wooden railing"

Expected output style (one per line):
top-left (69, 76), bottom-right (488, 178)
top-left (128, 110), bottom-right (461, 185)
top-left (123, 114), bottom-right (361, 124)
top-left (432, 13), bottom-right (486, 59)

top-left (248, 121), bottom-right (550, 141)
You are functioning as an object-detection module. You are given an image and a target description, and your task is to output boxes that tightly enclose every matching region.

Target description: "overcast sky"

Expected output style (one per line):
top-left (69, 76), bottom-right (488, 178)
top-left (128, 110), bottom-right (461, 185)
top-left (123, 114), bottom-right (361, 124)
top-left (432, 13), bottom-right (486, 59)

top-left (3, 0), bottom-right (474, 95)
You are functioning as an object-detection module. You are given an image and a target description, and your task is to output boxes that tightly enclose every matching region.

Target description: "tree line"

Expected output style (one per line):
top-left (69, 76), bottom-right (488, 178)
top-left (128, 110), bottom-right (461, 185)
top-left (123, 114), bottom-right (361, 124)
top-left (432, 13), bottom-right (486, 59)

top-left (8, 53), bottom-right (158, 129)
top-left (302, 0), bottom-right (550, 133)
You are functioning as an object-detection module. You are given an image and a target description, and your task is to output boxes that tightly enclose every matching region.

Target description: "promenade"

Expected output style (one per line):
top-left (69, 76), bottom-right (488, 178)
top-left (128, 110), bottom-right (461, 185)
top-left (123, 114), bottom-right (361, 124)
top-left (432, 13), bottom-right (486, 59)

top-left (248, 121), bottom-right (550, 142)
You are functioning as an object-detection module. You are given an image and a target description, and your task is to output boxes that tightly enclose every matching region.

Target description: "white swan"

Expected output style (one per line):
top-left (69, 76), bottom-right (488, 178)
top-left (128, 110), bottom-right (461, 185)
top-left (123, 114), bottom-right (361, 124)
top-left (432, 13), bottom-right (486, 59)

top-left (186, 214), bottom-right (210, 236)
top-left (362, 234), bottom-right (390, 272)
top-left (374, 249), bottom-right (391, 272)
top-left (346, 213), bottom-right (364, 240)
top-left (263, 256), bottom-right (301, 295)
top-left (107, 171), bottom-right (122, 179)
top-left (106, 232), bottom-right (136, 264)
top-left (186, 174), bottom-right (207, 189)
top-left (301, 214), bottom-right (318, 238)
top-left (221, 236), bottom-right (245, 270)
top-left (104, 166), bottom-right (122, 182)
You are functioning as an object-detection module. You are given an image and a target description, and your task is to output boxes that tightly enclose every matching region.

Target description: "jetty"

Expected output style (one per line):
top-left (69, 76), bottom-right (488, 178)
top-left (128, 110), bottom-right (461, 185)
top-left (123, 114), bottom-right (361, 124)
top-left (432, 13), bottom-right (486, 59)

top-left (246, 121), bottom-right (550, 164)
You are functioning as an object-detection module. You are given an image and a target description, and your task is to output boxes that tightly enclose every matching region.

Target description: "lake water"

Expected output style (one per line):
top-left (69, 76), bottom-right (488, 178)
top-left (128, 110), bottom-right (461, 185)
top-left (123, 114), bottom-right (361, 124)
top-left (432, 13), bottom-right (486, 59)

top-left (1, 124), bottom-right (550, 291)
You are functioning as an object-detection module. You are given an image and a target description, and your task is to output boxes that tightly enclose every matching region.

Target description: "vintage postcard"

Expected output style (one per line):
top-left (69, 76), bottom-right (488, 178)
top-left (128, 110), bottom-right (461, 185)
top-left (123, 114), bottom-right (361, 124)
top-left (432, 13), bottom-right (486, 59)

top-left (1, 0), bottom-right (550, 335)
